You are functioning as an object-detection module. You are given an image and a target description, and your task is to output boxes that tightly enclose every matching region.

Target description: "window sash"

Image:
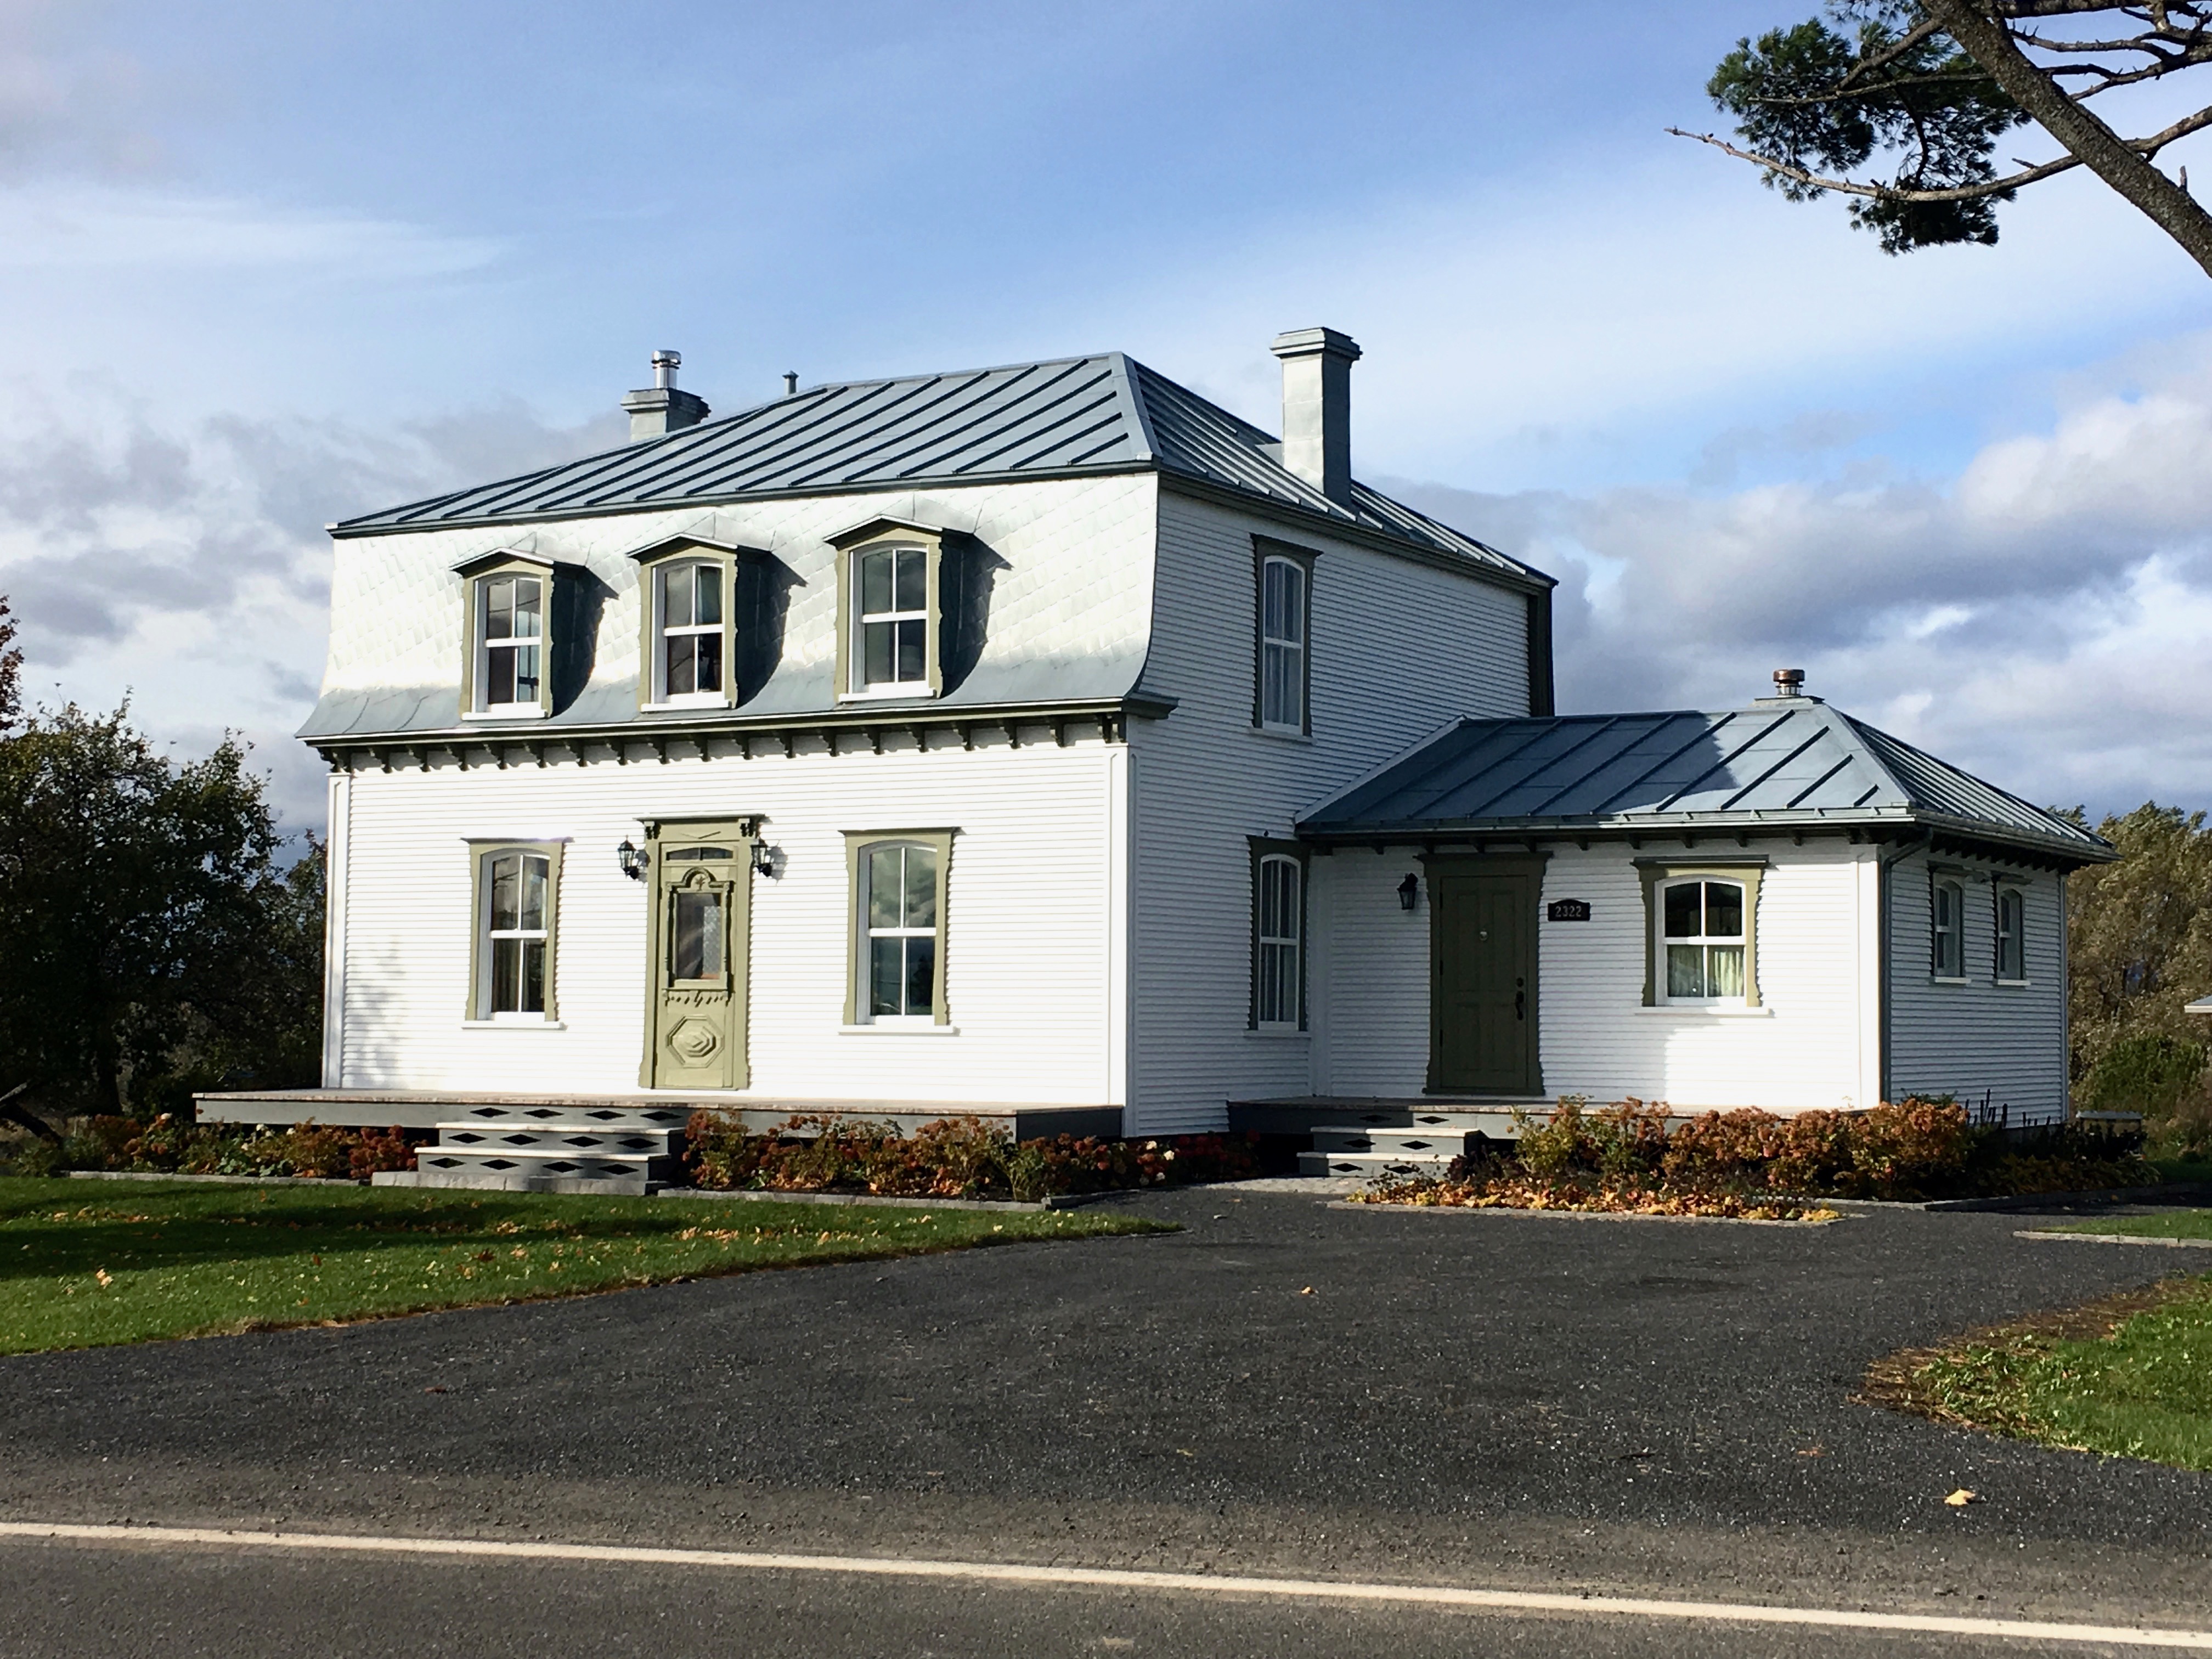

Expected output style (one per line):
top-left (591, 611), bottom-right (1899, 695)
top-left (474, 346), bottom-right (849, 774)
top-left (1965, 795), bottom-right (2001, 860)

top-left (1932, 881), bottom-right (1965, 978)
top-left (855, 547), bottom-right (929, 689)
top-left (482, 850), bottom-right (551, 1016)
top-left (1255, 854), bottom-right (1302, 1026)
top-left (656, 562), bottom-right (725, 700)
top-left (1996, 889), bottom-right (2025, 980)
top-left (1657, 879), bottom-right (1747, 1003)
top-left (1259, 558), bottom-right (1306, 729)
top-left (860, 842), bottom-right (941, 1019)
top-left (478, 575), bottom-right (543, 710)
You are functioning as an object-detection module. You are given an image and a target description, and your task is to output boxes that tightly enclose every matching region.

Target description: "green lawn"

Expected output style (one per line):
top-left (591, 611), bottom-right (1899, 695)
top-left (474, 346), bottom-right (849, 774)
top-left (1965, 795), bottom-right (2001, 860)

top-left (1888, 1274), bottom-right (2212, 1472)
top-left (2047, 1210), bottom-right (2212, 1240)
top-left (0, 1177), bottom-right (1168, 1354)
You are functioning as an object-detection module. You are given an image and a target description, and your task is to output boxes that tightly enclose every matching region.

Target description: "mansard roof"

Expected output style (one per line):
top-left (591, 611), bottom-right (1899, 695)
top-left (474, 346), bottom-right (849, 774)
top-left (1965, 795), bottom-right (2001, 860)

top-left (332, 353), bottom-right (1541, 585)
top-left (1299, 701), bottom-right (2113, 867)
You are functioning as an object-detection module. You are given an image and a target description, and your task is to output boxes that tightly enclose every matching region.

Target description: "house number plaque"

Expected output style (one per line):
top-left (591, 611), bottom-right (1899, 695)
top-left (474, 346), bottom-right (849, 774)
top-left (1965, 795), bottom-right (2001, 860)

top-left (1546, 899), bottom-right (1592, 922)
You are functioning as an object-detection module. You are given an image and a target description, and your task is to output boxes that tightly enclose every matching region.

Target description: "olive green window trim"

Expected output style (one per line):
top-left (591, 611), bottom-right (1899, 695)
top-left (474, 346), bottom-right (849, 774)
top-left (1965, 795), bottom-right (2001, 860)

top-left (458, 554), bottom-right (556, 719)
top-left (842, 828), bottom-right (956, 1025)
top-left (464, 839), bottom-right (565, 1022)
top-left (633, 540), bottom-right (741, 710)
top-left (1251, 536), bottom-right (1317, 736)
top-left (831, 529), bottom-right (945, 700)
top-left (1633, 856), bottom-right (1766, 1008)
top-left (1248, 836), bottom-right (1309, 1030)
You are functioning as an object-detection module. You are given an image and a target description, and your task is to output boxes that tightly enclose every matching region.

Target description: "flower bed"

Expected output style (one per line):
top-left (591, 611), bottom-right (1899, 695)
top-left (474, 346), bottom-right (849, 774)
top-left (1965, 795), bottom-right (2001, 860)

top-left (1352, 1097), bottom-right (2156, 1215)
top-left (683, 1111), bottom-right (1267, 1202)
top-left (4, 1114), bottom-right (420, 1181)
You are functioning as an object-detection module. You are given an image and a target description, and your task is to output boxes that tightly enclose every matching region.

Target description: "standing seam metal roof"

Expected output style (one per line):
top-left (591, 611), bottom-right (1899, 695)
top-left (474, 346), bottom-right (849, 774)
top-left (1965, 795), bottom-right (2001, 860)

top-left (1298, 703), bottom-right (2112, 862)
top-left (331, 353), bottom-right (1538, 581)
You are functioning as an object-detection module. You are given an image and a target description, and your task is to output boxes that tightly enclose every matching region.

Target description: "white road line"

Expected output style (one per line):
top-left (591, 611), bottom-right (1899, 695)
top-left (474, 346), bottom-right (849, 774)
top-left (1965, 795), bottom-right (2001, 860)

top-left (1, 1521), bottom-right (2207, 1650)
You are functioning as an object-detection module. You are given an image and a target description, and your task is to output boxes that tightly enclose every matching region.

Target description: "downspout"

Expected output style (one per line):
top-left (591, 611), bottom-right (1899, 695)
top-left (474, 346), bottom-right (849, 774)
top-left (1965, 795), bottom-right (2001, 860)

top-left (1876, 828), bottom-right (1934, 1105)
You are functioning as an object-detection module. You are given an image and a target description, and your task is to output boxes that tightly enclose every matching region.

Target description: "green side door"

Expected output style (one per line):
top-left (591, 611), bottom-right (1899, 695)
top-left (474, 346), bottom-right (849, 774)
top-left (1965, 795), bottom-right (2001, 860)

top-left (1427, 864), bottom-right (1539, 1096)
top-left (639, 819), bottom-right (754, 1091)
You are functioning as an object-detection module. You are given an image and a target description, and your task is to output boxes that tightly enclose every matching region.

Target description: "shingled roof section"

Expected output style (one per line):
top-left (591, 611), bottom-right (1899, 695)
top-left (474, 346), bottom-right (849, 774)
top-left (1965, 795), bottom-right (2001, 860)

top-left (330, 353), bottom-right (1538, 582)
top-left (1297, 702), bottom-right (2112, 866)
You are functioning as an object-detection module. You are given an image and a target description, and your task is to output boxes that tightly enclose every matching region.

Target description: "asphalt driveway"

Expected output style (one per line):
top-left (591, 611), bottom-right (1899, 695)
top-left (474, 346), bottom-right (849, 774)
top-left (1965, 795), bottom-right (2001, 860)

top-left (2, 1188), bottom-right (2208, 1636)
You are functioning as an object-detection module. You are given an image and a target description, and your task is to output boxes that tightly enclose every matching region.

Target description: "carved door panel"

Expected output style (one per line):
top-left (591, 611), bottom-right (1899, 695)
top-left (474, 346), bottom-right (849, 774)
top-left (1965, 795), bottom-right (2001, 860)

top-left (640, 820), bottom-right (754, 1090)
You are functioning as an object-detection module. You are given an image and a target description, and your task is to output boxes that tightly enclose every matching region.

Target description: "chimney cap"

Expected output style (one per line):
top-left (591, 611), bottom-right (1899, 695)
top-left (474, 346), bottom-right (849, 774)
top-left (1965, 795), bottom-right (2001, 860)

top-left (1270, 326), bottom-right (1362, 363)
top-left (1772, 667), bottom-right (1807, 698)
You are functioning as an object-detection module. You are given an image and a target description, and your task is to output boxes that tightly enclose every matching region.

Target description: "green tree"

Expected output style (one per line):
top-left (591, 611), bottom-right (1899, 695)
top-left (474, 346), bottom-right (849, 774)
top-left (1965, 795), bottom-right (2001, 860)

top-left (0, 593), bottom-right (20, 732)
top-left (0, 702), bottom-right (321, 1135)
top-left (1679, 3), bottom-right (2212, 277)
top-left (2066, 803), bottom-right (2212, 1077)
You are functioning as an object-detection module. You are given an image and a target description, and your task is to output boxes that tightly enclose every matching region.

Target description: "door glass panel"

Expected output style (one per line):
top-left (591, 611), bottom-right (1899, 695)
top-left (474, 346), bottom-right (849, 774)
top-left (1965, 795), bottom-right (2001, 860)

top-left (667, 847), bottom-right (735, 861)
top-left (671, 888), bottom-right (724, 981)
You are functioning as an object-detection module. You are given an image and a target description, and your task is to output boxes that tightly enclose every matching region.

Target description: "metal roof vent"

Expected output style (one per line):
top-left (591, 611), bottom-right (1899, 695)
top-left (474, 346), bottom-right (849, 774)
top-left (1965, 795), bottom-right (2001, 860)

top-left (621, 349), bottom-right (710, 441)
top-left (1772, 668), bottom-right (1807, 699)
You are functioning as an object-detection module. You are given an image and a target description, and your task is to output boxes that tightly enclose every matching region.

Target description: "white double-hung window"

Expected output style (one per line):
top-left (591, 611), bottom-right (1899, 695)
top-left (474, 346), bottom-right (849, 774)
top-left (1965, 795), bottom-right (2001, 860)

top-left (854, 544), bottom-right (929, 692)
top-left (477, 575), bottom-right (543, 713)
top-left (1995, 885), bottom-right (2026, 983)
top-left (654, 560), bottom-right (725, 702)
top-left (1254, 853), bottom-right (1304, 1028)
top-left (1257, 555), bottom-right (1307, 732)
top-left (469, 843), bottom-right (563, 1022)
top-left (1932, 878), bottom-right (1966, 980)
top-left (844, 831), bottom-right (954, 1026)
top-left (1661, 878), bottom-right (1746, 1003)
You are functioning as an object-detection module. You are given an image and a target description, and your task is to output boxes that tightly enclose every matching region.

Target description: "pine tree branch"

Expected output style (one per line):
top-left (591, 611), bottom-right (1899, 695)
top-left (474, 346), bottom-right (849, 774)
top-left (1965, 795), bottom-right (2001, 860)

top-left (1667, 126), bottom-right (2085, 198)
top-left (1925, 0), bottom-right (2212, 275)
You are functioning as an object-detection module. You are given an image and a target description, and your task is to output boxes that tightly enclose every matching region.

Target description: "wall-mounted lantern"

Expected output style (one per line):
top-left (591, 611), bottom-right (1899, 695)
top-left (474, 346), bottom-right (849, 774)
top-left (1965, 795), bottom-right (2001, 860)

top-left (752, 841), bottom-right (777, 878)
top-left (617, 838), bottom-right (646, 882)
top-left (1397, 873), bottom-right (1419, 912)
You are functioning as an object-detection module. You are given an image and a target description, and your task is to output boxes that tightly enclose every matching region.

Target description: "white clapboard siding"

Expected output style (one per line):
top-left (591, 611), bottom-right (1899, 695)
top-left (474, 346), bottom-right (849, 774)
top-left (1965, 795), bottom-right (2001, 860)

top-left (1125, 488), bottom-right (1534, 1132)
top-left (336, 733), bottom-right (1122, 1105)
top-left (1886, 853), bottom-right (2068, 1121)
top-left (1318, 842), bottom-right (1882, 1113)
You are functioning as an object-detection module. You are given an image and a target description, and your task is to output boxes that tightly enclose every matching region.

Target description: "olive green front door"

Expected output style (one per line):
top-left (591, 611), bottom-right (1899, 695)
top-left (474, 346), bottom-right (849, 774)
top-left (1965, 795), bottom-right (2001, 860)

top-left (1427, 864), bottom-right (1539, 1096)
top-left (639, 819), bottom-right (754, 1091)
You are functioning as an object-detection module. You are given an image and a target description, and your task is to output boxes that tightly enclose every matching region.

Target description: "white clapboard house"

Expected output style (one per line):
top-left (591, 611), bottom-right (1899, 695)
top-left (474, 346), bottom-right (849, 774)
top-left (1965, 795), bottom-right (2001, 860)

top-left (204, 331), bottom-right (2112, 1188)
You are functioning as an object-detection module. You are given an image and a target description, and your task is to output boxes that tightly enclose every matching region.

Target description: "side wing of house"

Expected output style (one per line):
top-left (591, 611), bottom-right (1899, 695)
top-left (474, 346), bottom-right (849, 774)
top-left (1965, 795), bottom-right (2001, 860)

top-left (1884, 848), bottom-right (2070, 1122)
top-left (1122, 485), bottom-right (1542, 1132)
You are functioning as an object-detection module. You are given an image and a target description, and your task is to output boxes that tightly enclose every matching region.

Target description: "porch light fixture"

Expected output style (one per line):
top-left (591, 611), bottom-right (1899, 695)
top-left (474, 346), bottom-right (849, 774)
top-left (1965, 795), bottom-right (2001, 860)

top-left (752, 840), bottom-right (777, 878)
top-left (1397, 873), bottom-right (1419, 912)
top-left (617, 838), bottom-right (646, 881)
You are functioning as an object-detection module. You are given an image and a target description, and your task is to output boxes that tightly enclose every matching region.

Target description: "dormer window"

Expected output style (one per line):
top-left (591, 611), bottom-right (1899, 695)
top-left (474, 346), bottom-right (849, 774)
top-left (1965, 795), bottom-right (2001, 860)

top-left (456, 548), bottom-right (559, 720)
top-left (830, 516), bottom-right (945, 701)
top-left (627, 534), bottom-right (743, 710)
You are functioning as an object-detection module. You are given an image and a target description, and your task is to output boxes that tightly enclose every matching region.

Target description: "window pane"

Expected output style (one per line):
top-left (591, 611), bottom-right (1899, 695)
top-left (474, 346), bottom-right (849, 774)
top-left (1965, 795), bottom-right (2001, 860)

top-left (663, 566), bottom-right (693, 629)
top-left (490, 853), bottom-right (520, 931)
top-left (860, 549), bottom-right (891, 616)
top-left (1663, 883), bottom-right (1700, 939)
top-left (1262, 642), bottom-right (1300, 726)
top-left (895, 617), bottom-right (926, 682)
top-left (862, 620), bottom-right (892, 684)
top-left (517, 855), bottom-right (547, 932)
top-left (487, 644), bottom-right (517, 707)
top-left (486, 577), bottom-right (514, 641)
top-left (895, 548), bottom-right (926, 613)
top-left (1279, 564), bottom-right (1302, 645)
top-left (695, 632), bottom-right (722, 695)
top-left (867, 847), bottom-right (902, 929)
top-left (520, 939), bottom-right (546, 1014)
top-left (667, 847), bottom-right (735, 861)
top-left (1706, 945), bottom-right (1745, 999)
top-left (904, 934), bottom-right (936, 1015)
top-left (512, 577), bottom-right (541, 639)
top-left (870, 937), bottom-right (903, 1016)
top-left (665, 634), bottom-right (696, 697)
top-left (1703, 882), bottom-right (1743, 940)
top-left (672, 889), bottom-right (724, 981)
top-left (511, 644), bottom-right (539, 704)
top-left (904, 845), bottom-right (937, 928)
top-left (695, 564), bottom-right (721, 626)
top-left (493, 936), bottom-right (520, 1013)
top-left (1666, 943), bottom-right (1703, 998)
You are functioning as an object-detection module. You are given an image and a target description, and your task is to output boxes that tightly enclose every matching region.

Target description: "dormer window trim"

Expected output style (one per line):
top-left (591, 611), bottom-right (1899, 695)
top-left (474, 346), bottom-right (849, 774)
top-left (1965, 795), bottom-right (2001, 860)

top-left (829, 515), bottom-right (946, 704)
top-left (454, 546), bottom-right (560, 723)
top-left (628, 533), bottom-right (746, 712)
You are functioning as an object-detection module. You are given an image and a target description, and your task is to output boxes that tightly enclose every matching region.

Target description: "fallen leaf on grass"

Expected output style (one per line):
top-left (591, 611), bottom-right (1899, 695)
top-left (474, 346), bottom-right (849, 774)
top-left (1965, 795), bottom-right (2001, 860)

top-left (1299, 1286), bottom-right (1314, 1296)
top-left (1944, 1489), bottom-right (1977, 1507)
top-left (1797, 1446), bottom-right (1826, 1458)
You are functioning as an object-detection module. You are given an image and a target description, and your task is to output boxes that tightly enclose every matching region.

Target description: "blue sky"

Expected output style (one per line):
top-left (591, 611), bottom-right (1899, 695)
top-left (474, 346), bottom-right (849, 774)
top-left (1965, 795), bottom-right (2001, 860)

top-left (4, 0), bottom-right (2211, 833)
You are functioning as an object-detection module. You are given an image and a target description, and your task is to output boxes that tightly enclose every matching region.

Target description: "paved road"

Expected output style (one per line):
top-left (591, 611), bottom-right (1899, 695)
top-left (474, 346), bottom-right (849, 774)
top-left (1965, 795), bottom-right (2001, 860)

top-left (2, 1189), bottom-right (2208, 1655)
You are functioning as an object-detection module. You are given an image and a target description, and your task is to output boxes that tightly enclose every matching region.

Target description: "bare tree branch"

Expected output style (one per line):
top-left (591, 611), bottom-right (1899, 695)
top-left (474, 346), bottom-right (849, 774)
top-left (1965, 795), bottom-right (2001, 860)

top-left (1667, 125), bottom-right (2084, 199)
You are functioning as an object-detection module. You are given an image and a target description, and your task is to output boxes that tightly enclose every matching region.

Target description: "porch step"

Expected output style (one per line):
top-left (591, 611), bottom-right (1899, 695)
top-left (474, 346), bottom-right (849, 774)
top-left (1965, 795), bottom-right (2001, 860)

top-left (383, 1105), bottom-right (686, 1194)
top-left (1296, 1149), bottom-right (1458, 1180)
top-left (1311, 1127), bottom-right (1471, 1157)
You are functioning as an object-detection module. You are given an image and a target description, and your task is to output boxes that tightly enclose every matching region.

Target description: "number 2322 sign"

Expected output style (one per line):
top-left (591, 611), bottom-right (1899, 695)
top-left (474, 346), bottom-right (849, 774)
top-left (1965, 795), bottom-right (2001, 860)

top-left (1546, 899), bottom-right (1592, 922)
